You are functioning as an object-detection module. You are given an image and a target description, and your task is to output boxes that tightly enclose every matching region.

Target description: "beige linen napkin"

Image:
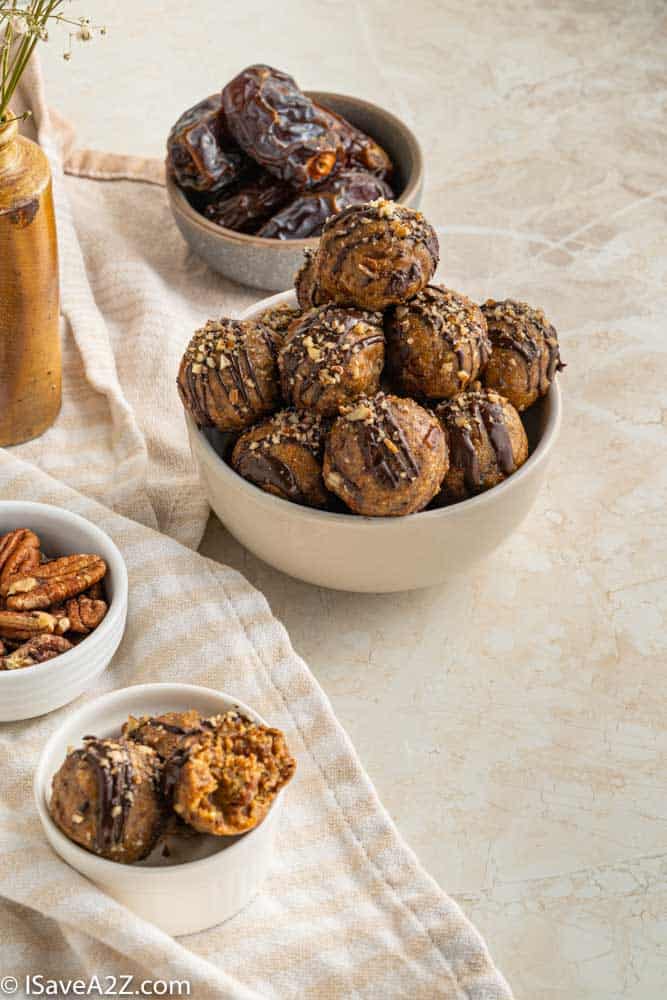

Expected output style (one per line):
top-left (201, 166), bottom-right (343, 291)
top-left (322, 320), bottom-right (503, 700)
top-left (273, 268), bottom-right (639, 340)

top-left (0, 60), bottom-right (512, 998)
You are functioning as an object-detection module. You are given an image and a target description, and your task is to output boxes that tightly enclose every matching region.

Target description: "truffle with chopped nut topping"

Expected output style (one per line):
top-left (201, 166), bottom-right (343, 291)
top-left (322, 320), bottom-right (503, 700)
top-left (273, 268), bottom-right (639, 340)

top-left (165, 711), bottom-right (296, 836)
top-left (435, 387), bottom-right (528, 502)
top-left (122, 710), bottom-right (217, 761)
top-left (50, 738), bottom-right (165, 863)
top-left (294, 249), bottom-right (326, 310)
top-left (314, 199), bottom-right (439, 311)
top-left (385, 285), bottom-right (491, 400)
top-left (279, 306), bottom-right (384, 417)
top-left (232, 408), bottom-right (330, 508)
top-left (323, 392), bottom-right (447, 516)
top-left (177, 318), bottom-right (281, 432)
top-left (256, 302), bottom-right (303, 346)
top-left (481, 298), bottom-right (563, 411)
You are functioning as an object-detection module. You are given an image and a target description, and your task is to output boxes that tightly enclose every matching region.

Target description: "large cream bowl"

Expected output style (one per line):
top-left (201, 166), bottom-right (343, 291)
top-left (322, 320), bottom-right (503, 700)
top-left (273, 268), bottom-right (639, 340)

top-left (185, 291), bottom-right (562, 593)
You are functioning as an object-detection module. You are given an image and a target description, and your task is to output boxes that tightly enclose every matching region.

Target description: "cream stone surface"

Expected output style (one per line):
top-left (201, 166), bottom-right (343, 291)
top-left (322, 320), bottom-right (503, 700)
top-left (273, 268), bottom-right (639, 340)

top-left (41, 3), bottom-right (666, 997)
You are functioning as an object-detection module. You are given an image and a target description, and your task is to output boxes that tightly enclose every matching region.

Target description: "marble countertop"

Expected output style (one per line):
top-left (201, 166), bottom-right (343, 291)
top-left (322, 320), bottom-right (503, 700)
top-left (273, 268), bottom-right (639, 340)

top-left (40, 3), bottom-right (666, 997)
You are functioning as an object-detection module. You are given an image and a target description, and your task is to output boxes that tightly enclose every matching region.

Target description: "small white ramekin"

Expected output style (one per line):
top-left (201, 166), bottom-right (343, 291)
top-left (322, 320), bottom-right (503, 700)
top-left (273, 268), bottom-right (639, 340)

top-left (0, 502), bottom-right (128, 721)
top-left (185, 291), bottom-right (562, 593)
top-left (34, 683), bottom-right (285, 937)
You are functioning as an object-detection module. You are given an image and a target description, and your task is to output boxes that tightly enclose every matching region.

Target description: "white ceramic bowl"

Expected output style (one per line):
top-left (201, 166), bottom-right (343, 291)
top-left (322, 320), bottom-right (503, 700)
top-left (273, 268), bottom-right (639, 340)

top-left (34, 683), bottom-right (284, 936)
top-left (0, 502), bottom-right (128, 721)
top-left (186, 291), bottom-right (562, 593)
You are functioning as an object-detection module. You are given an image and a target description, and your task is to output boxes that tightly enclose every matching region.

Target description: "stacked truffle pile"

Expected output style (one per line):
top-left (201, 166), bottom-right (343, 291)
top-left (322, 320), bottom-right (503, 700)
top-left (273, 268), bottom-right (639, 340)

top-left (178, 198), bottom-right (564, 517)
top-left (50, 709), bottom-right (296, 864)
top-left (167, 64), bottom-right (394, 240)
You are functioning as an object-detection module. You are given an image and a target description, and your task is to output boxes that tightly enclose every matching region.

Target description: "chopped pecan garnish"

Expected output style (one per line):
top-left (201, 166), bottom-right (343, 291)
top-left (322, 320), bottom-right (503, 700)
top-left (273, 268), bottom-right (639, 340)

top-left (0, 529), bottom-right (41, 597)
top-left (6, 554), bottom-right (107, 611)
top-left (0, 610), bottom-right (58, 641)
top-left (65, 594), bottom-right (108, 634)
top-left (1, 634), bottom-right (73, 671)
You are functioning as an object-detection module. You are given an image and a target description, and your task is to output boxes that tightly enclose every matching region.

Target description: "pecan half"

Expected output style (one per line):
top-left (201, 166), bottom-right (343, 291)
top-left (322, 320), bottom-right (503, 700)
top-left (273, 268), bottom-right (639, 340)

top-left (65, 594), bottom-right (108, 635)
top-left (1, 634), bottom-right (73, 670)
top-left (0, 529), bottom-right (41, 597)
top-left (0, 610), bottom-right (58, 641)
top-left (49, 607), bottom-right (72, 635)
top-left (6, 554), bottom-right (107, 611)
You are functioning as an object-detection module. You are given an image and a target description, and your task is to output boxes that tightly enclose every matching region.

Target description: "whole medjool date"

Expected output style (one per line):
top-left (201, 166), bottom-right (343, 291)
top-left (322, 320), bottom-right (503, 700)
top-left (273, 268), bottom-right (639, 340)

top-left (167, 94), bottom-right (245, 194)
top-left (222, 65), bottom-right (344, 188)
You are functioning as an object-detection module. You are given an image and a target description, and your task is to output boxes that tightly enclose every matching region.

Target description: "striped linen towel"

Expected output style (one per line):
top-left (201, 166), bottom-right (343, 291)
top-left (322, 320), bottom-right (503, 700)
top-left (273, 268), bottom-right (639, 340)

top-left (0, 60), bottom-right (512, 998)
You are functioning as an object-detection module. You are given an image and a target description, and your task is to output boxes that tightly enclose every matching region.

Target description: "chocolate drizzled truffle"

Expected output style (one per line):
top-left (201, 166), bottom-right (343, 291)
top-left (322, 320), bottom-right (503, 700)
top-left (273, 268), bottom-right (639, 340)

top-left (435, 387), bottom-right (528, 502)
top-left (295, 249), bottom-right (325, 310)
top-left (386, 285), bottom-right (491, 400)
top-left (177, 318), bottom-right (281, 432)
top-left (232, 408), bottom-right (330, 508)
top-left (279, 306), bottom-right (385, 417)
top-left (50, 738), bottom-right (164, 863)
top-left (256, 302), bottom-right (302, 345)
top-left (323, 392), bottom-right (447, 516)
top-left (315, 199), bottom-right (439, 311)
top-left (481, 298), bottom-right (563, 411)
top-left (165, 711), bottom-right (296, 836)
top-left (122, 710), bottom-right (216, 761)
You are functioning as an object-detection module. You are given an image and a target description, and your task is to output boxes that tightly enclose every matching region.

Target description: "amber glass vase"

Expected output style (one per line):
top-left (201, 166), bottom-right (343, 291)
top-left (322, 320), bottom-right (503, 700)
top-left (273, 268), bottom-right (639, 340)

top-left (0, 116), bottom-right (61, 447)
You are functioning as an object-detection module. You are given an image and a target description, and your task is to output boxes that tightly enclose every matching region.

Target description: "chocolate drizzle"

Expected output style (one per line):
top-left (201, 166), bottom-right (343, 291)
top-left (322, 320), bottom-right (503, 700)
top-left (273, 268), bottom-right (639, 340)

top-left (75, 739), bottom-right (135, 853)
top-left (481, 298), bottom-right (564, 398)
top-left (280, 305), bottom-right (384, 410)
top-left (178, 318), bottom-right (279, 428)
top-left (439, 390), bottom-right (516, 492)
top-left (390, 285), bottom-right (492, 390)
top-left (235, 451), bottom-right (306, 502)
top-left (343, 394), bottom-right (421, 488)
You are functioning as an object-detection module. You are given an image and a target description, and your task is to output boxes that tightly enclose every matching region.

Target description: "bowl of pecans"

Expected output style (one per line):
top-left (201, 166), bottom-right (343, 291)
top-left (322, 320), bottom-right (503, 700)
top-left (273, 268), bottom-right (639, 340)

top-left (0, 502), bottom-right (128, 721)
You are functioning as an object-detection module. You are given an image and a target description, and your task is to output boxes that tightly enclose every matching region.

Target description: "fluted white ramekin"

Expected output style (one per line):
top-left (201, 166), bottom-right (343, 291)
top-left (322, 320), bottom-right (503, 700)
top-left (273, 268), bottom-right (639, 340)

top-left (34, 683), bottom-right (285, 936)
top-left (0, 502), bottom-right (128, 721)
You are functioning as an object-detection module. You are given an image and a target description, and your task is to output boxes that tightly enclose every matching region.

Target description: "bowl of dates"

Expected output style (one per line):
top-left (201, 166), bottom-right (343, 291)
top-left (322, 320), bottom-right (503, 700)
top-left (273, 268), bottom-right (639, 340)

top-left (166, 64), bottom-right (423, 290)
top-left (0, 502), bottom-right (128, 720)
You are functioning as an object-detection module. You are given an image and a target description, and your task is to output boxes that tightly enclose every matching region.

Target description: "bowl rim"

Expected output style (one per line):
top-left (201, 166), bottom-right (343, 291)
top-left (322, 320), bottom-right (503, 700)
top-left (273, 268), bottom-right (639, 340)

top-left (187, 290), bottom-right (563, 528)
top-left (166, 89), bottom-right (424, 251)
top-left (34, 682), bottom-right (283, 877)
top-left (0, 501), bottom-right (128, 681)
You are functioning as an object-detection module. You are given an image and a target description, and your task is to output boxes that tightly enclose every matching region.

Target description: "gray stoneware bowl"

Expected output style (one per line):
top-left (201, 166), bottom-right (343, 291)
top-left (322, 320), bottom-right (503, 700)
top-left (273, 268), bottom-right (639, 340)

top-left (167, 91), bottom-right (424, 292)
top-left (185, 291), bottom-right (563, 594)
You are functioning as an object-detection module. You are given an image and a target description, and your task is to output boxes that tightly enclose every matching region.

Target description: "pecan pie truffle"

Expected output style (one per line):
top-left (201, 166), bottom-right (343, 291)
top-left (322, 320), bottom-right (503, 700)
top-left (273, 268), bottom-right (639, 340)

top-left (315, 199), bottom-right (439, 311)
top-left (279, 306), bottom-right (384, 417)
top-left (177, 318), bottom-right (281, 432)
top-left (295, 249), bottom-right (325, 310)
top-left (435, 387), bottom-right (529, 502)
top-left (122, 710), bottom-right (214, 761)
top-left (256, 302), bottom-right (302, 345)
top-left (323, 392), bottom-right (447, 516)
top-left (165, 711), bottom-right (296, 836)
top-left (386, 286), bottom-right (491, 400)
top-left (481, 298), bottom-right (563, 411)
top-left (231, 409), bottom-right (330, 508)
top-left (50, 738), bottom-right (165, 863)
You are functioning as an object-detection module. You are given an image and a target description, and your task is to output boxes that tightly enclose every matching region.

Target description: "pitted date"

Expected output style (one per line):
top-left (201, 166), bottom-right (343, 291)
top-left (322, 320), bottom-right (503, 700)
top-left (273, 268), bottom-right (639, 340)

top-left (167, 94), bottom-right (246, 193)
top-left (222, 65), bottom-right (343, 188)
top-left (203, 170), bottom-right (292, 232)
top-left (257, 169), bottom-right (393, 240)
top-left (315, 103), bottom-right (393, 181)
